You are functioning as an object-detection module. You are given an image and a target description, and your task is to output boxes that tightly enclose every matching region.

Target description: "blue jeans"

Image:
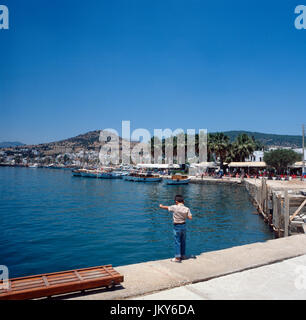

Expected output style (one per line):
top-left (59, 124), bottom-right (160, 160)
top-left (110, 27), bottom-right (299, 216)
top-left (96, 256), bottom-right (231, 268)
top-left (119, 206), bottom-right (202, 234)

top-left (173, 224), bottom-right (186, 258)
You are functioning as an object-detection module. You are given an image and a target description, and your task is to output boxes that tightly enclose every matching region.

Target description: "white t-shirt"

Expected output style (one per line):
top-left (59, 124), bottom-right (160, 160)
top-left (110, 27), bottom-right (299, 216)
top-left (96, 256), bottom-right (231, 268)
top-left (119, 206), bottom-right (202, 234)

top-left (168, 204), bottom-right (192, 224)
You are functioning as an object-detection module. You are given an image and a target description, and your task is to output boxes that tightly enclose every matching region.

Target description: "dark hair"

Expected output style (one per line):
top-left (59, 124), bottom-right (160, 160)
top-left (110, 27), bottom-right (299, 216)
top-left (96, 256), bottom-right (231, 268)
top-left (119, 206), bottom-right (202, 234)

top-left (175, 195), bottom-right (184, 203)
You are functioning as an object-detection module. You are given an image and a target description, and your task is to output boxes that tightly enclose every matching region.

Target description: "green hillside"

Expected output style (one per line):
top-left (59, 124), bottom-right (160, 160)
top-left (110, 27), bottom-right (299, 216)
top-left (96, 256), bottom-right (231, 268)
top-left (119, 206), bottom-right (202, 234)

top-left (218, 131), bottom-right (302, 148)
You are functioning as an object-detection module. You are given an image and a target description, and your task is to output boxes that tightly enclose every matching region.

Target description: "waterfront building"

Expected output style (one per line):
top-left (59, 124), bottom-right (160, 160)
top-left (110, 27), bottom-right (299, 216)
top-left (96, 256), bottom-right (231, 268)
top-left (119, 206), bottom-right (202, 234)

top-left (245, 150), bottom-right (264, 162)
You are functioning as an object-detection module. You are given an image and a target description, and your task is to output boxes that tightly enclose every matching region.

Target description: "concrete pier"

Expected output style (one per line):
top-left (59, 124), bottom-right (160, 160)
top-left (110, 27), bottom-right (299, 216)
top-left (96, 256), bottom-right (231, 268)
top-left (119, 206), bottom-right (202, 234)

top-left (132, 254), bottom-right (306, 300)
top-left (244, 178), bottom-right (306, 236)
top-left (60, 178), bottom-right (306, 300)
top-left (189, 176), bottom-right (242, 185)
top-left (64, 234), bottom-right (306, 300)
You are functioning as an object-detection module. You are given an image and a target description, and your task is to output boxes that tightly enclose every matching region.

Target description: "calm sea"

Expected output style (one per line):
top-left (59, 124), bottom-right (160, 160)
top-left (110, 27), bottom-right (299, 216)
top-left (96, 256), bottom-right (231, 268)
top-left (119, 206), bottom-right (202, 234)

top-left (0, 167), bottom-right (273, 278)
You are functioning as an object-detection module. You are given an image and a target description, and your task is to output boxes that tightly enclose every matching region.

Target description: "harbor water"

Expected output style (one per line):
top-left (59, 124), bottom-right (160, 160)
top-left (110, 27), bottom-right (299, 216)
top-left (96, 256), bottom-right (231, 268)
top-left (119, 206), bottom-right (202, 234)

top-left (0, 167), bottom-right (273, 278)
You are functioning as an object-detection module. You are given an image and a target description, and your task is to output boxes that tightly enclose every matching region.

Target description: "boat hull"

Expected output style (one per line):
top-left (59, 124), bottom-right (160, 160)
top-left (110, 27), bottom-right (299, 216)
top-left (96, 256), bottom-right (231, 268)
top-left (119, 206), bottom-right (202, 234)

top-left (123, 175), bottom-right (132, 181)
top-left (72, 171), bottom-right (82, 177)
top-left (81, 172), bottom-right (98, 178)
top-left (164, 178), bottom-right (190, 185)
top-left (123, 175), bottom-right (161, 182)
top-left (138, 177), bottom-right (162, 182)
top-left (99, 172), bottom-right (113, 179)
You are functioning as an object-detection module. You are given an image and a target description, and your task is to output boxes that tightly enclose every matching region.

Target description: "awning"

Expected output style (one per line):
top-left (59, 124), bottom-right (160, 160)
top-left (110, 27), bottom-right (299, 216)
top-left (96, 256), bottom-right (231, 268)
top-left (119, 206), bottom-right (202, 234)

top-left (289, 161), bottom-right (305, 168)
top-left (136, 163), bottom-right (180, 169)
top-left (190, 162), bottom-right (218, 168)
top-left (228, 161), bottom-right (267, 168)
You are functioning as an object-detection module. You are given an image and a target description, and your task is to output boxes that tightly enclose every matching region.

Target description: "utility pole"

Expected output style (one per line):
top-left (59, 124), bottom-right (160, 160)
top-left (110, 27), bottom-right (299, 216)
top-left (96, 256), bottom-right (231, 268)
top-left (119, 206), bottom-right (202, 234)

top-left (303, 124), bottom-right (305, 181)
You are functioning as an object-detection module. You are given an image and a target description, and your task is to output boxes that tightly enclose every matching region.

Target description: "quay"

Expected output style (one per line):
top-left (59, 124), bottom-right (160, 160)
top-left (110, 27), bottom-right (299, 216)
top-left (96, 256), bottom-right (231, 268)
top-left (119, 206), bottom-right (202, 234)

top-left (244, 178), bottom-right (306, 237)
top-left (190, 176), bottom-right (306, 237)
top-left (62, 177), bottom-right (306, 300)
top-left (189, 176), bottom-right (242, 185)
top-left (64, 234), bottom-right (306, 300)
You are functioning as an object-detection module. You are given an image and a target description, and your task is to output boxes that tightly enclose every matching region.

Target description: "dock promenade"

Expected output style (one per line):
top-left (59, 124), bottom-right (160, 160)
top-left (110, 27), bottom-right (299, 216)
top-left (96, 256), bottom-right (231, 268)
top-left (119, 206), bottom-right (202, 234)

top-left (65, 234), bottom-right (306, 300)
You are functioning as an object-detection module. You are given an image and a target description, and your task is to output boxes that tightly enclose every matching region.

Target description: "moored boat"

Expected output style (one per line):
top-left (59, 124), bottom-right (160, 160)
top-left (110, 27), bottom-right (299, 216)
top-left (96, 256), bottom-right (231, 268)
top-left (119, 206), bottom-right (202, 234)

top-left (164, 173), bottom-right (190, 185)
top-left (98, 171), bottom-right (113, 179)
top-left (124, 172), bottom-right (162, 182)
top-left (29, 163), bottom-right (39, 168)
top-left (110, 170), bottom-right (129, 179)
top-left (81, 170), bottom-right (99, 178)
top-left (72, 169), bottom-right (84, 177)
top-left (122, 172), bottom-right (138, 181)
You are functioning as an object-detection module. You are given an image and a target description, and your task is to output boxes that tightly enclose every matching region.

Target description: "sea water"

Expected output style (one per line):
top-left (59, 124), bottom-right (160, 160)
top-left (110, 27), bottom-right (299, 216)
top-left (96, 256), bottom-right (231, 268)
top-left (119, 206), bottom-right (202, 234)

top-left (0, 167), bottom-right (273, 277)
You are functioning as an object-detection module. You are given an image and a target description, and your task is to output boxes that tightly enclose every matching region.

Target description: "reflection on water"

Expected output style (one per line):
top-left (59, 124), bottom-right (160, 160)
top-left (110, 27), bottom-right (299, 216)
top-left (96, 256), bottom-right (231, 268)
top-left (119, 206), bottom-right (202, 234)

top-left (0, 167), bottom-right (273, 277)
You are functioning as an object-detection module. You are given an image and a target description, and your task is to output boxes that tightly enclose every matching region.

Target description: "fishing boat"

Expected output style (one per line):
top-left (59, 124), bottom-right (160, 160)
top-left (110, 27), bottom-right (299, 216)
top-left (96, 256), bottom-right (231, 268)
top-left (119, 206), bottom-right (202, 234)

top-left (124, 172), bottom-right (161, 182)
top-left (164, 173), bottom-right (190, 185)
top-left (72, 169), bottom-right (84, 177)
top-left (139, 172), bottom-right (162, 182)
top-left (28, 163), bottom-right (39, 168)
top-left (98, 171), bottom-right (113, 179)
top-left (122, 172), bottom-right (138, 181)
top-left (110, 170), bottom-right (129, 179)
top-left (81, 169), bottom-right (99, 178)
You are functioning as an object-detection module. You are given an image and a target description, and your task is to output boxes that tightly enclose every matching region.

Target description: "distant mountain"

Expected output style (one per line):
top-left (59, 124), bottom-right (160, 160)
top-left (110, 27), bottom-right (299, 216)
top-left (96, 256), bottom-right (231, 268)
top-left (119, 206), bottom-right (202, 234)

top-left (13, 130), bottom-right (140, 156)
top-left (219, 131), bottom-right (302, 148)
top-left (3, 130), bottom-right (303, 153)
top-left (0, 141), bottom-right (25, 148)
top-left (53, 130), bottom-right (302, 150)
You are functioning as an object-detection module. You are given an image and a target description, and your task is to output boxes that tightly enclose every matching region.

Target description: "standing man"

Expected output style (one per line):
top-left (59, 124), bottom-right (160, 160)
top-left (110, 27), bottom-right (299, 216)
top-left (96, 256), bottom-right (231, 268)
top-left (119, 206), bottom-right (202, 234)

top-left (159, 195), bottom-right (192, 262)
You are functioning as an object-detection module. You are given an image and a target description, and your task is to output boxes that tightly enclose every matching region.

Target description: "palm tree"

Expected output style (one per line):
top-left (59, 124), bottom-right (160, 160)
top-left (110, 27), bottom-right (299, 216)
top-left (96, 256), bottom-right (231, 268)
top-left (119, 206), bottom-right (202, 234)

top-left (232, 134), bottom-right (256, 162)
top-left (225, 143), bottom-right (239, 163)
top-left (209, 133), bottom-right (230, 167)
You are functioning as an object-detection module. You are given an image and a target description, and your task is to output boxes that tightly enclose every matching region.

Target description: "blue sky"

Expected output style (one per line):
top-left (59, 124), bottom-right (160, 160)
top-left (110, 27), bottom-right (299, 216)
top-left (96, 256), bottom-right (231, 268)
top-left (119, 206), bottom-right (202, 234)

top-left (0, 0), bottom-right (305, 144)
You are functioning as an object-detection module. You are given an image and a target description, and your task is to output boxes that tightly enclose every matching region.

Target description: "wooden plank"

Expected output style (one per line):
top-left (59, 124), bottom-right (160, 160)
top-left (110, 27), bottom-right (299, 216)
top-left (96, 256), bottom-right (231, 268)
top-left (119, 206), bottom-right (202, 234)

top-left (46, 278), bottom-right (81, 285)
top-left (0, 274), bottom-right (123, 300)
top-left (9, 276), bottom-right (43, 285)
top-left (47, 274), bottom-right (78, 282)
top-left (79, 274), bottom-right (110, 280)
top-left (5, 265), bottom-right (113, 282)
top-left (10, 282), bottom-right (47, 292)
top-left (290, 199), bottom-right (306, 222)
top-left (79, 270), bottom-right (106, 276)
top-left (74, 271), bottom-right (83, 281)
top-left (101, 266), bottom-right (115, 277)
top-left (47, 272), bottom-right (76, 280)
top-left (0, 265), bottom-right (123, 300)
top-left (272, 192), bottom-right (278, 228)
top-left (284, 190), bottom-right (289, 237)
top-left (11, 279), bottom-right (43, 287)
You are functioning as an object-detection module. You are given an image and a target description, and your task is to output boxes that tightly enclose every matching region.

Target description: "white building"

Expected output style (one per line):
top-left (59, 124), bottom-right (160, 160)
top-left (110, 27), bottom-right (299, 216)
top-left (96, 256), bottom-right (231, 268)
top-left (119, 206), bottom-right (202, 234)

top-left (245, 150), bottom-right (264, 162)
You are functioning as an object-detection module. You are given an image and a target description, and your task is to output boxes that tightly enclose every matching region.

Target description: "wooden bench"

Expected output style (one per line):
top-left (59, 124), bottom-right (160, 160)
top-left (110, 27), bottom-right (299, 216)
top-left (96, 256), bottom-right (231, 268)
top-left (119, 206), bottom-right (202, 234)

top-left (0, 265), bottom-right (124, 300)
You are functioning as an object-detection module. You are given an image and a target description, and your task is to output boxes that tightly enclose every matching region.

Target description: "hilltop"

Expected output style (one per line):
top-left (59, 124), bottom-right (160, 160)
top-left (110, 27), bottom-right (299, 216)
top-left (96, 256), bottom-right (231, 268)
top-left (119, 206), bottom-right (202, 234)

top-left (0, 141), bottom-right (25, 148)
top-left (219, 131), bottom-right (302, 148)
top-left (7, 130), bottom-right (139, 156)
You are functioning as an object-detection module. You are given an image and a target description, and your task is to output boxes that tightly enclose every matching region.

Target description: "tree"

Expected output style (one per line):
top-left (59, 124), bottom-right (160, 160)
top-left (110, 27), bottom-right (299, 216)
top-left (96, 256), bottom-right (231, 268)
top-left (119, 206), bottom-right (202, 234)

top-left (232, 134), bottom-right (256, 162)
top-left (225, 143), bottom-right (240, 163)
top-left (209, 133), bottom-right (230, 167)
top-left (263, 149), bottom-right (301, 174)
top-left (251, 136), bottom-right (265, 151)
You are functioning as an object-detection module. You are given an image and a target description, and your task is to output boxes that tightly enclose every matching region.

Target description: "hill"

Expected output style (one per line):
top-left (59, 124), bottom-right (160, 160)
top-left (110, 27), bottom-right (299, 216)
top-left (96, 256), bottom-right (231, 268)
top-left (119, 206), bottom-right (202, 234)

top-left (0, 141), bottom-right (25, 148)
top-left (220, 131), bottom-right (302, 148)
top-left (3, 130), bottom-right (303, 153)
top-left (15, 130), bottom-right (139, 156)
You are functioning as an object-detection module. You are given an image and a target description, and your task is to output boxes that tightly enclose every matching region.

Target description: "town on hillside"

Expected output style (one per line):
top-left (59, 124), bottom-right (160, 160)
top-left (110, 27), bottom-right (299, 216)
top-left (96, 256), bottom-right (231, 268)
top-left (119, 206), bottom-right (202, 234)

top-left (0, 131), bottom-right (305, 179)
